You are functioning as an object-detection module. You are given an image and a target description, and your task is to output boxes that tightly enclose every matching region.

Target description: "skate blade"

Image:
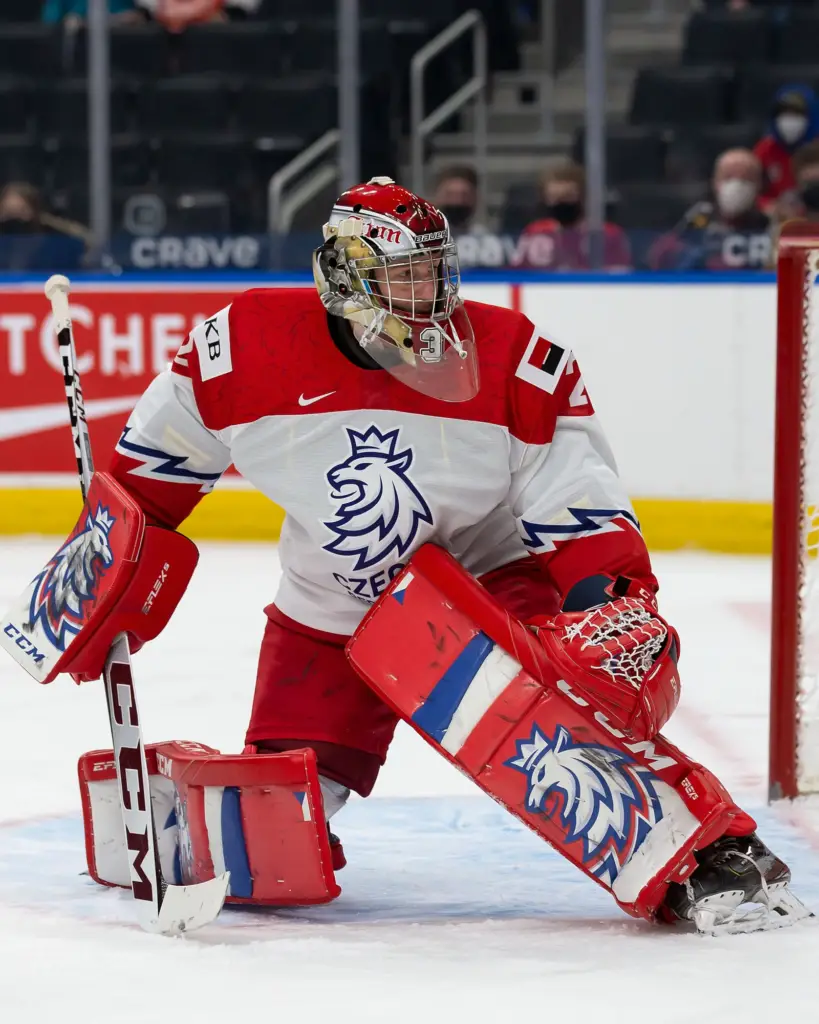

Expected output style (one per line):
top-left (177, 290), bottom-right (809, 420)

top-left (693, 885), bottom-right (814, 937)
top-left (136, 872), bottom-right (230, 936)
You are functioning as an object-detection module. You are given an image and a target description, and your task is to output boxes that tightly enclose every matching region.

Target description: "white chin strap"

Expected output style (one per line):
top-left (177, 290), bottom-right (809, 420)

top-left (445, 320), bottom-right (468, 360)
top-left (357, 307), bottom-right (389, 351)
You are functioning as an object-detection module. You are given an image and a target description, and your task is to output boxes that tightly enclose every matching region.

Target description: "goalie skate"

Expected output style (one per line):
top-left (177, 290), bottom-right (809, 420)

top-left (663, 833), bottom-right (813, 936)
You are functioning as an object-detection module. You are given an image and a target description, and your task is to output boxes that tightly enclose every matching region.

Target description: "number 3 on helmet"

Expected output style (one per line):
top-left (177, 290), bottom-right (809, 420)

top-left (312, 176), bottom-right (480, 403)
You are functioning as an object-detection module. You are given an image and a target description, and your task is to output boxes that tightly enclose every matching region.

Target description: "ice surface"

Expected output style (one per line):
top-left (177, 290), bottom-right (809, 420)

top-left (1, 541), bottom-right (818, 1022)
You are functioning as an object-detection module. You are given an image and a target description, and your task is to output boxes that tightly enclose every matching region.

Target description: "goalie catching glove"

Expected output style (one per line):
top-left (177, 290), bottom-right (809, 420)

top-left (529, 574), bottom-right (681, 742)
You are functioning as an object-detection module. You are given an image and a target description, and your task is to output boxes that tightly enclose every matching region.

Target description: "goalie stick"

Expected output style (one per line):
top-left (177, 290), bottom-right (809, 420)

top-left (44, 274), bottom-right (229, 935)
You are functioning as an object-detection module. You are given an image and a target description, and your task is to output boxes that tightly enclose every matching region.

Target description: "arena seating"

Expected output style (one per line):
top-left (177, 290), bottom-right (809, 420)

top-left (736, 64), bottom-right (819, 120)
top-left (682, 9), bottom-right (772, 66)
top-left (0, 0), bottom-right (34, 20)
top-left (778, 10), bottom-right (819, 63)
top-left (72, 23), bottom-right (171, 76)
top-left (572, 126), bottom-right (667, 184)
top-left (0, 135), bottom-right (49, 188)
top-left (665, 122), bottom-right (761, 183)
top-left (630, 67), bottom-right (732, 128)
top-left (0, 3), bottom-right (488, 235)
top-left (616, 181), bottom-right (705, 232)
top-left (0, 24), bottom-right (59, 78)
top-left (605, 4), bottom-right (819, 237)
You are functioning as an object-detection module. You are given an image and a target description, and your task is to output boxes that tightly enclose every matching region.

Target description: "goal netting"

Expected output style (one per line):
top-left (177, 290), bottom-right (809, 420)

top-left (771, 223), bottom-right (819, 799)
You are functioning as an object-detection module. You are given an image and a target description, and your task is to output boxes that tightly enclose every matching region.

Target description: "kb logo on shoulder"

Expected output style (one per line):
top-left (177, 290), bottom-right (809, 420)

top-left (323, 424), bottom-right (433, 602)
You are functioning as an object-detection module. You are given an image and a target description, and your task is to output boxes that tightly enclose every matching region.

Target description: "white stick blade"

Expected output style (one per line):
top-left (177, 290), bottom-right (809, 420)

top-left (138, 872), bottom-right (231, 936)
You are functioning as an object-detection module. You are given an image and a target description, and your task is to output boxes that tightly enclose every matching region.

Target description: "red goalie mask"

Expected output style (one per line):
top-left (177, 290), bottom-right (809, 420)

top-left (312, 177), bottom-right (479, 402)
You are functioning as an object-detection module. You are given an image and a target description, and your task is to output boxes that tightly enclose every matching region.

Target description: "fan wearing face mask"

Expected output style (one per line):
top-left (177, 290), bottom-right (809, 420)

top-left (711, 148), bottom-right (769, 230)
top-left (431, 165), bottom-right (485, 239)
top-left (648, 149), bottom-right (771, 271)
top-left (518, 162), bottom-right (632, 270)
top-left (754, 85), bottom-right (819, 212)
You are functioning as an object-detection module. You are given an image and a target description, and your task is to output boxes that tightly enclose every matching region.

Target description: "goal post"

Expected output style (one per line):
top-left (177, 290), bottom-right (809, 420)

top-left (770, 221), bottom-right (819, 800)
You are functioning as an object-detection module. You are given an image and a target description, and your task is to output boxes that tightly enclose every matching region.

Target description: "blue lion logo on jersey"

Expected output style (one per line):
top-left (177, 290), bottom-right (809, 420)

top-left (506, 724), bottom-right (664, 885)
top-left (323, 425), bottom-right (433, 572)
top-left (27, 503), bottom-right (116, 652)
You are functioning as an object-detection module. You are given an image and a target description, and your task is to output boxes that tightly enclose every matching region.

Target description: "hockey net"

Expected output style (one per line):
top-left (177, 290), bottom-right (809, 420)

top-left (771, 223), bottom-right (819, 799)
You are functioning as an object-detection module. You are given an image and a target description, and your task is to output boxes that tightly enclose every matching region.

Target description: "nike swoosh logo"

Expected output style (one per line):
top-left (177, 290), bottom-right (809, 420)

top-left (0, 396), bottom-right (141, 443)
top-left (298, 391), bottom-right (336, 407)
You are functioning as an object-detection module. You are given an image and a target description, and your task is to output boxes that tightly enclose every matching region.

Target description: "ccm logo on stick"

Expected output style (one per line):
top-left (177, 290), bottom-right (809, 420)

top-left (107, 661), bottom-right (153, 902)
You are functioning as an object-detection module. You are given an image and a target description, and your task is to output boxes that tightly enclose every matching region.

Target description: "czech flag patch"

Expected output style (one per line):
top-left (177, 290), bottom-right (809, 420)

top-left (515, 328), bottom-right (571, 394)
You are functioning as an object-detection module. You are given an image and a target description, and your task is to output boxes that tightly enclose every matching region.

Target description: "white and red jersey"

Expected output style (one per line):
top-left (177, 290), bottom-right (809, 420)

top-left (109, 288), bottom-right (655, 635)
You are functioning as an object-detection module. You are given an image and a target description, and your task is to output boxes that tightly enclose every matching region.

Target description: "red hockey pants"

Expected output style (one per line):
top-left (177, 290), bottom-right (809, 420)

top-left (245, 557), bottom-right (560, 796)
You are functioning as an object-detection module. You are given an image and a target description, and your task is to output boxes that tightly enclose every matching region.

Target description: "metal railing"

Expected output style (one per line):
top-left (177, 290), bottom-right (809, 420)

top-left (544, 0), bottom-right (585, 76)
top-left (268, 129), bottom-right (341, 236)
top-left (410, 10), bottom-right (487, 220)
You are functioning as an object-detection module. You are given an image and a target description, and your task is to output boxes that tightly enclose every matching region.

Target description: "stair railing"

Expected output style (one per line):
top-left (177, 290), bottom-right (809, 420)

top-left (410, 10), bottom-right (488, 223)
top-left (268, 129), bottom-right (341, 236)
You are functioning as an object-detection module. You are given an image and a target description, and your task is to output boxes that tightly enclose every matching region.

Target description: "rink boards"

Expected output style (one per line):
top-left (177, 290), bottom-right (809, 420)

top-left (0, 271), bottom-right (781, 552)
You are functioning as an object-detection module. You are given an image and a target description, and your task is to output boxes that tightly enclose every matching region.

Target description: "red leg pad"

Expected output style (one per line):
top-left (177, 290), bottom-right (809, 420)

top-left (347, 545), bottom-right (754, 922)
top-left (78, 741), bottom-right (340, 907)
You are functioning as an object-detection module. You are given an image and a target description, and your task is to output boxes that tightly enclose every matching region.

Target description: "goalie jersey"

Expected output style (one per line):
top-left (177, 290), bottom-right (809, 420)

top-left (109, 288), bottom-right (655, 634)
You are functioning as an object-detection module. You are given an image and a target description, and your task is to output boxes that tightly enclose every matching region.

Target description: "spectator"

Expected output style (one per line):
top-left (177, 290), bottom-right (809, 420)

top-left (0, 182), bottom-right (91, 270)
top-left (768, 140), bottom-right (819, 262)
top-left (754, 85), bottom-right (819, 211)
top-left (649, 148), bottom-right (771, 271)
top-left (772, 139), bottom-right (819, 227)
top-left (0, 183), bottom-right (43, 235)
top-left (517, 163), bottom-right (632, 271)
top-left (42, 0), bottom-right (144, 25)
top-left (792, 139), bottom-right (819, 223)
top-left (432, 166), bottom-right (484, 237)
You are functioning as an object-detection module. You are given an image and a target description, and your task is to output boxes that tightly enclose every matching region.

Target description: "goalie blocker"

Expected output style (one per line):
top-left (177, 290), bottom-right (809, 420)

top-left (346, 544), bottom-right (753, 923)
top-left (0, 472), bottom-right (198, 685)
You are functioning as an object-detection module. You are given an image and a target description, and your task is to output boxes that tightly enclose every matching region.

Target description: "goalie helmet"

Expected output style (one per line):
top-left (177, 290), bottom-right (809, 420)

top-left (312, 177), bottom-right (479, 402)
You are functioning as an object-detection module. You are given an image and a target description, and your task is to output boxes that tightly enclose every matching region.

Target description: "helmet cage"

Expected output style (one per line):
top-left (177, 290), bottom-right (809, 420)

top-left (348, 241), bottom-right (461, 325)
top-left (312, 186), bottom-right (479, 402)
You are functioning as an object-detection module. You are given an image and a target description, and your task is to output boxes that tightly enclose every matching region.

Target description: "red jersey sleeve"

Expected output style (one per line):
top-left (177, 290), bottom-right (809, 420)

top-left (108, 300), bottom-right (239, 529)
top-left (505, 318), bottom-right (657, 603)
